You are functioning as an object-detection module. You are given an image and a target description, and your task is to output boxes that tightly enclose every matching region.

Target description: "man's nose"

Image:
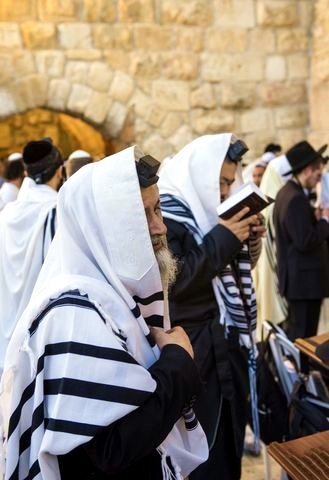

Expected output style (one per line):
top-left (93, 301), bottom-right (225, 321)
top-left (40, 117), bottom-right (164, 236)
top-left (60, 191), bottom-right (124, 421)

top-left (149, 215), bottom-right (167, 236)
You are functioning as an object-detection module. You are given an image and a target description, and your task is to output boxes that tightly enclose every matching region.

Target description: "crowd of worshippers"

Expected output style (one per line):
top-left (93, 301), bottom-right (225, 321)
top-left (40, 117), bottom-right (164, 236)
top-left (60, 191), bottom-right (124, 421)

top-left (0, 133), bottom-right (328, 480)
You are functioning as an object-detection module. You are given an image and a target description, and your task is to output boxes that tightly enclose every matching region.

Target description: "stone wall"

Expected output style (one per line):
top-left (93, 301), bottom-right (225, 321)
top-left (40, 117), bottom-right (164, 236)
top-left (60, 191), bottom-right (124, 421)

top-left (0, 0), bottom-right (326, 161)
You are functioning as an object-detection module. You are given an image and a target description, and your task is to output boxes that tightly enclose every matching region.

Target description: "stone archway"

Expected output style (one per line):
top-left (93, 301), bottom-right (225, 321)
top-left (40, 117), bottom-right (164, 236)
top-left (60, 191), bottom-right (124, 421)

top-left (0, 108), bottom-right (116, 159)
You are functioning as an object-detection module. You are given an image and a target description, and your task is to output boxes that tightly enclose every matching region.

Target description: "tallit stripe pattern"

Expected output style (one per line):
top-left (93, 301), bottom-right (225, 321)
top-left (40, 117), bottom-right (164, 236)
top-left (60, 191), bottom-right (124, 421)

top-left (160, 193), bottom-right (257, 342)
top-left (160, 193), bottom-right (261, 453)
top-left (7, 293), bottom-right (156, 480)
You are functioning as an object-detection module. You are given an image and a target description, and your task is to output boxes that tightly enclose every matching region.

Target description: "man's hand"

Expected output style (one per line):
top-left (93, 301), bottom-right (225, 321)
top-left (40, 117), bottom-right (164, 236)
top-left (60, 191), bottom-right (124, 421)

top-left (218, 206), bottom-right (258, 242)
top-left (249, 213), bottom-right (267, 239)
top-left (150, 326), bottom-right (194, 359)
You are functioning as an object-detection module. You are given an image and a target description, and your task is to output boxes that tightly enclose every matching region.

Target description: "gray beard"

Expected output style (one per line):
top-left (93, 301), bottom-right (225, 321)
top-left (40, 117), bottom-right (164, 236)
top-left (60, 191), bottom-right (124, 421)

top-left (155, 246), bottom-right (177, 291)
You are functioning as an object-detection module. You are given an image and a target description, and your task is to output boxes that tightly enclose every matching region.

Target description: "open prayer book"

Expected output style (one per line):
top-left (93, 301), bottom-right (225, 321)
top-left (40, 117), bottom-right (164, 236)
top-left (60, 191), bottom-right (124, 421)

top-left (217, 181), bottom-right (274, 220)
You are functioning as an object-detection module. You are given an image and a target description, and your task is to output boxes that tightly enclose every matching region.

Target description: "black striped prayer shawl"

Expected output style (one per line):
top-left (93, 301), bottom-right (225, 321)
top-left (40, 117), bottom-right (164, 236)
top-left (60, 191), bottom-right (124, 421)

top-left (160, 193), bottom-right (261, 452)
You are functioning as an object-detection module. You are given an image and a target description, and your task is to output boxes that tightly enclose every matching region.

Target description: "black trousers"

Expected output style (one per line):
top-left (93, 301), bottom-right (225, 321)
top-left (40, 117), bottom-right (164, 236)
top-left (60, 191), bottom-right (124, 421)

top-left (286, 299), bottom-right (322, 341)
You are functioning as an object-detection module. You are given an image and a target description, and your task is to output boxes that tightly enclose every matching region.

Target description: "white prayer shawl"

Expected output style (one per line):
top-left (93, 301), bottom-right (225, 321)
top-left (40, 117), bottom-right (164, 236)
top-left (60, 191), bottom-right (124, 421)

top-left (255, 155), bottom-right (291, 336)
top-left (0, 183), bottom-right (19, 211)
top-left (0, 177), bottom-right (57, 376)
top-left (0, 147), bottom-right (208, 480)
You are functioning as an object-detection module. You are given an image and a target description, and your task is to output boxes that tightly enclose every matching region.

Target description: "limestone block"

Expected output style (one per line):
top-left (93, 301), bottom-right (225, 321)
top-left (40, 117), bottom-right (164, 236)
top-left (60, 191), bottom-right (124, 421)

top-left (130, 52), bottom-right (161, 78)
top-left (104, 50), bottom-right (131, 72)
top-left (145, 105), bottom-right (166, 128)
top-left (0, 89), bottom-right (16, 118)
top-left (12, 51), bottom-right (35, 77)
top-left (134, 26), bottom-right (173, 50)
top-left (287, 54), bottom-right (309, 80)
top-left (10, 75), bottom-right (48, 112)
top-left (83, 0), bottom-right (117, 23)
top-left (265, 56), bottom-right (286, 81)
top-left (58, 23), bottom-right (92, 49)
top-left (0, 23), bottom-right (21, 48)
top-left (162, 53), bottom-right (199, 80)
top-left (152, 80), bottom-right (189, 111)
top-left (220, 83), bottom-right (256, 109)
top-left (160, 112), bottom-right (190, 138)
top-left (202, 53), bottom-right (263, 82)
top-left (129, 89), bottom-right (152, 120)
top-left (310, 85), bottom-right (329, 130)
top-left (105, 101), bottom-right (127, 137)
top-left (65, 50), bottom-right (102, 61)
top-left (191, 83), bottom-right (215, 109)
top-left (249, 29), bottom-right (275, 52)
top-left (191, 109), bottom-right (235, 135)
top-left (214, 0), bottom-right (256, 28)
top-left (65, 61), bottom-right (89, 84)
top-left (279, 128), bottom-right (306, 149)
top-left (21, 22), bottom-right (55, 49)
top-left (299, 0), bottom-right (314, 29)
top-left (176, 27), bottom-right (203, 52)
top-left (206, 28), bottom-right (248, 53)
top-left (84, 91), bottom-right (111, 124)
top-left (0, 0), bottom-right (33, 21)
top-left (118, 0), bottom-right (155, 23)
top-left (35, 52), bottom-right (65, 77)
top-left (109, 71), bottom-right (134, 102)
top-left (277, 29), bottom-right (308, 53)
top-left (275, 105), bottom-right (308, 128)
top-left (92, 25), bottom-right (133, 50)
top-left (260, 82), bottom-right (306, 106)
top-left (142, 133), bottom-right (172, 161)
top-left (169, 124), bottom-right (193, 152)
top-left (0, 54), bottom-right (13, 86)
top-left (160, 0), bottom-right (212, 26)
top-left (0, 123), bottom-right (11, 147)
top-left (67, 84), bottom-right (93, 115)
top-left (47, 79), bottom-right (72, 111)
top-left (39, 0), bottom-right (77, 21)
top-left (240, 108), bottom-right (272, 133)
top-left (87, 62), bottom-right (113, 92)
top-left (257, 1), bottom-right (297, 27)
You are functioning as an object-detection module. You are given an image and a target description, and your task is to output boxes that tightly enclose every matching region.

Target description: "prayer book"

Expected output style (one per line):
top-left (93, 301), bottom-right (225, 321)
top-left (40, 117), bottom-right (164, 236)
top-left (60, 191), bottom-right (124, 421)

top-left (217, 181), bottom-right (274, 220)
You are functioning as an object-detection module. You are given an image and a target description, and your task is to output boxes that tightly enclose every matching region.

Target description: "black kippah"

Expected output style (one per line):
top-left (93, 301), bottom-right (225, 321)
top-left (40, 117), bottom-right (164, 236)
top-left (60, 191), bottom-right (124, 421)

top-left (23, 139), bottom-right (53, 165)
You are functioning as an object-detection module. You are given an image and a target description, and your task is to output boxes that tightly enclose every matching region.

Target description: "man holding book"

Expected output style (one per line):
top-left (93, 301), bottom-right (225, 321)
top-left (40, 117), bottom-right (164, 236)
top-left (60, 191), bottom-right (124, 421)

top-left (273, 140), bottom-right (329, 341)
top-left (158, 134), bottom-right (265, 480)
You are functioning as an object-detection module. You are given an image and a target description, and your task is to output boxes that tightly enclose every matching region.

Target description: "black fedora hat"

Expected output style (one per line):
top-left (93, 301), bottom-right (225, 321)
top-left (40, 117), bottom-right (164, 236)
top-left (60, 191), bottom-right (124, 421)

top-left (284, 141), bottom-right (328, 175)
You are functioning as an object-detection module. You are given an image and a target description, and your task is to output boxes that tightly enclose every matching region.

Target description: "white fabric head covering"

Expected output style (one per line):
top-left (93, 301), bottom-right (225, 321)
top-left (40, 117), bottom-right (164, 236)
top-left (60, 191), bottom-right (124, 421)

top-left (242, 158), bottom-right (267, 184)
top-left (1, 146), bottom-right (207, 480)
top-left (67, 149), bottom-right (91, 160)
top-left (158, 133), bottom-right (243, 235)
top-left (7, 153), bottom-right (23, 162)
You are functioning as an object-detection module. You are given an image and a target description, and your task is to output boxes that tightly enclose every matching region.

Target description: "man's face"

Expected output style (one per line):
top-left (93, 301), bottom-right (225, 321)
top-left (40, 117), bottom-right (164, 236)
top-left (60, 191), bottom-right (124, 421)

top-left (304, 162), bottom-right (324, 190)
top-left (219, 160), bottom-right (237, 202)
top-left (141, 184), bottom-right (177, 287)
top-left (252, 165), bottom-right (266, 187)
top-left (141, 184), bottom-right (167, 251)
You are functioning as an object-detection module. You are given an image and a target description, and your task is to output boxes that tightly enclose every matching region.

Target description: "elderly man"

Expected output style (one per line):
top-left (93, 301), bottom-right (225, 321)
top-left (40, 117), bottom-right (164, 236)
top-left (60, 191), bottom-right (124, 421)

top-left (0, 138), bottom-right (65, 376)
top-left (1, 146), bottom-right (208, 480)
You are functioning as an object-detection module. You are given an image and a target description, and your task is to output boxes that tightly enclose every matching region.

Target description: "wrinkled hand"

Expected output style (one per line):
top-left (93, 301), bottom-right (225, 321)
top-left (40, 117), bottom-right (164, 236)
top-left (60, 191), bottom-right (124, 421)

top-left (249, 213), bottom-right (267, 239)
top-left (150, 326), bottom-right (194, 359)
top-left (219, 206), bottom-right (258, 242)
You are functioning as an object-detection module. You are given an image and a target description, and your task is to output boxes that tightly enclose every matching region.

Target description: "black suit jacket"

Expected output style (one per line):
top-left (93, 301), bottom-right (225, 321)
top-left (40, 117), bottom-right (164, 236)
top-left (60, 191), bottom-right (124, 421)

top-left (273, 180), bottom-right (329, 300)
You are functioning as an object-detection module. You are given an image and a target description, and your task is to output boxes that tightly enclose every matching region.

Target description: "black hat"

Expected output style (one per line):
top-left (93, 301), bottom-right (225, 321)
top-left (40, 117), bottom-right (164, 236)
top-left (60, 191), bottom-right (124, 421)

top-left (23, 138), bottom-right (63, 183)
top-left (284, 141), bottom-right (328, 175)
